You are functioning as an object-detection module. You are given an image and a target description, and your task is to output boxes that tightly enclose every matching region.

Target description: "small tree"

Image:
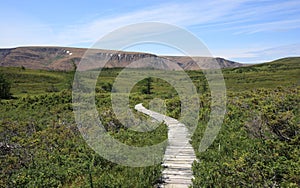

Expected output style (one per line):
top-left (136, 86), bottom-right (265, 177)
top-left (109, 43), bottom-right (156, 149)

top-left (101, 82), bottom-right (112, 92)
top-left (0, 74), bottom-right (11, 99)
top-left (202, 83), bottom-right (208, 93)
top-left (141, 77), bottom-right (152, 94)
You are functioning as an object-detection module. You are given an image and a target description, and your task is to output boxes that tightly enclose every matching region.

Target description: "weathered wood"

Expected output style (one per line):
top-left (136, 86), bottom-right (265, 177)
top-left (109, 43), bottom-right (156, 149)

top-left (135, 104), bottom-right (197, 188)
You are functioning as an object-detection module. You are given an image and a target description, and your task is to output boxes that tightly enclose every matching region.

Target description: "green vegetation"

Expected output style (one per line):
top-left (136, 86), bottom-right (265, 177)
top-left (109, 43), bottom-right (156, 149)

top-left (141, 77), bottom-right (153, 94)
top-left (0, 67), bottom-right (73, 96)
top-left (192, 87), bottom-right (299, 187)
top-left (0, 57), bottom-right (299, 187)
top-left (222, 57), bottom-right (300, 92)
top-left (0, 91), bottom-right (166, 187)
top-left (0, 73), bottom-right (11, 99)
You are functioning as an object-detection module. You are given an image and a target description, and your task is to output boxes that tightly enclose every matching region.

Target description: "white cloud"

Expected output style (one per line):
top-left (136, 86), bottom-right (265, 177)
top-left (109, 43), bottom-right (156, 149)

top-left (55, 0), bottom-right (243, 46)
top-left (1, 0), bottom-right (300, 64)
top-left (232, 19), bottom-right (300, 34)
top-left (189, 0), bottom-right (300, 34)
top-left (248, 43), bottom-right (300, 57)
top-left (215, 43), bottom-right (300, 63)
top-left (48, 0), bottom-right (300, 47)
top-left (213, 49), bottom-right (259, 59)
top-left (0, 0), bottom-right (245, 47)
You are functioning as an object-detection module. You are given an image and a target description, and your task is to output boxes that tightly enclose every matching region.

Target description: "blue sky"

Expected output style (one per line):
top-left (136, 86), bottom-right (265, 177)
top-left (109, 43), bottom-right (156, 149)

top-left (1, 0), bottom-right (300, 63)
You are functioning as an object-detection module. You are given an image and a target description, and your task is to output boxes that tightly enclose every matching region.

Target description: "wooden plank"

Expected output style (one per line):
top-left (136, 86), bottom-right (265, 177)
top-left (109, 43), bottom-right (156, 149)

top-left (135, 103), bottom-right (197, 188)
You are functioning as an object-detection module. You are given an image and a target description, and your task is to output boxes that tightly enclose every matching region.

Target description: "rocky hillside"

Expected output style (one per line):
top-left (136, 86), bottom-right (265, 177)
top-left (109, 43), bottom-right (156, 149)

top-left (162, 56), bottom-right (244, 70)
top-left (0, 47), bottom-right (244, 71)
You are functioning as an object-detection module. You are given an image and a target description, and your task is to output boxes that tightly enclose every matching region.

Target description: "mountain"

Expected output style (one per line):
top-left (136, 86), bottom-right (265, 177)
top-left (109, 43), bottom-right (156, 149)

top-left (0, 47), bottom-right (244, 71)
top-left (253, 57), bottom-right (300, 69)
top-left (162, 56), bottom-right (245, 70)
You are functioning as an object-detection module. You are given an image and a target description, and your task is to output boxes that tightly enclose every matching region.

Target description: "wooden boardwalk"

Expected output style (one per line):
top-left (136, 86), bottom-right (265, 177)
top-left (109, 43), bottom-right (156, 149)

top-left (135, 104), bottom-right (197, 188)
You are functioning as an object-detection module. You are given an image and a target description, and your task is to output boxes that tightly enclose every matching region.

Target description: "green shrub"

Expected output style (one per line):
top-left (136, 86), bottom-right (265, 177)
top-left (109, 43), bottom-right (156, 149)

top-left (45, 85), bottom-right (59, 92)
top-left (0, 73), bottom-right (11, 99)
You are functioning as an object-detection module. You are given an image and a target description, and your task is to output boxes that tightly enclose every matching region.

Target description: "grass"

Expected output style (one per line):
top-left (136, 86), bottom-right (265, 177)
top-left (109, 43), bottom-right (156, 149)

top-left (1, 57), bottom-right (299, 98)
top-left (0, 57), bottom-right (299, 187)
top-left (0, 67), bottom-right (73, 96)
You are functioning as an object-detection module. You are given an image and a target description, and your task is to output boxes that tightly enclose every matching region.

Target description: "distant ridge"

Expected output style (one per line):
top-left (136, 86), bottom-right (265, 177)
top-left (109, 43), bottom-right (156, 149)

top-left (162, 56), bottom-right (245, 70)
top-left (0, 46), bottom-right (245, 71)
